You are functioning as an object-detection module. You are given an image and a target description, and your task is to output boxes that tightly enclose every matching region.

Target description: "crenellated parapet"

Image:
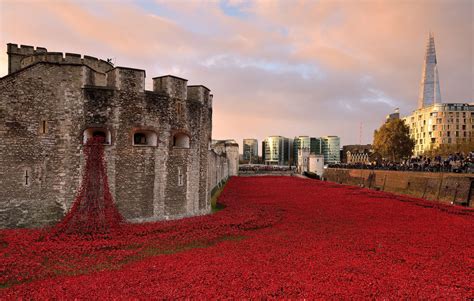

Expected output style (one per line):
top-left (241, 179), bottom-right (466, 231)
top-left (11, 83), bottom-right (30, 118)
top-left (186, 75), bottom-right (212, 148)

top-left (7, 43), bottom-right (46, 74)
top-left (19, 52), bottom-right (114, 73)
top-left (0, 41), bottom-right (223, 228)
top-left (6, 43), bottom-right (214, 100)
top-left (7, 43), bottom-right (114, 75)
top-left (7, 43), bottom-right (47, 56)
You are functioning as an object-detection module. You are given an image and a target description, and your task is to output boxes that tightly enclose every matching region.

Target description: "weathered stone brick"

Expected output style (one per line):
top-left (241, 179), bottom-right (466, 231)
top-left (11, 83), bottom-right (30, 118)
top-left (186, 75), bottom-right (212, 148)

top-left (0, 44), bottom-right (237, 228)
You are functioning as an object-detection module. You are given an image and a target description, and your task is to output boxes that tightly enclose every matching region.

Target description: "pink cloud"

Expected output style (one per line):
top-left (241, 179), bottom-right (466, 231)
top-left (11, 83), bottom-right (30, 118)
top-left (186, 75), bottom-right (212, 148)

top-left (0, 0), bottom-right (472, 153)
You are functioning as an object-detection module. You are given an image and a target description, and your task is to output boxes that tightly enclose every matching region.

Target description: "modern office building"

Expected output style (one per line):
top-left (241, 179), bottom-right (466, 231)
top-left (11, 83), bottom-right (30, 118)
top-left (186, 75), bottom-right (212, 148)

top-left (402, 33), bottom-right (474, 156)
top-left (321, 136), bottom-right (341, 164)
top-left (310, 137), bottom-right (322, 155)
top-left (293, 136), bottom-right (339, 164)
top-left (386, 108), bottom-right (400, 121)
top-left (293, 136), bottom-right (311, 165)
top-left (242, 139), bottom-right (258, 163)
top-left (262, 136), bottom-right (291, 165)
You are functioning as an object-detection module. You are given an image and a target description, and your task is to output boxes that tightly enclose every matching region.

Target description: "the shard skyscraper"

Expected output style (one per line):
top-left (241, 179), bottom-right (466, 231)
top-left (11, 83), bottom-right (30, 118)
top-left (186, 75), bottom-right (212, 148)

top-left (418, 32), bottom-right (442, 109)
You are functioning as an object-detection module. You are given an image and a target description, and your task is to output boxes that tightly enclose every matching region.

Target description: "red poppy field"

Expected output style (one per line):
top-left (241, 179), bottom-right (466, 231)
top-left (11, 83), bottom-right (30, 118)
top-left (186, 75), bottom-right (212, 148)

top-left (1, 176), bottom-right (473, 299)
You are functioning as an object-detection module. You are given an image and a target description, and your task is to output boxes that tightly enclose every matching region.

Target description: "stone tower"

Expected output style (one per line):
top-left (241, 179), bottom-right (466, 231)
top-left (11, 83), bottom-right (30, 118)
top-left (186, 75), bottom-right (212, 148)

top-left (0, 43), bottom-right (236, 228)
top-left (418, 32), bottom-right (441, 109)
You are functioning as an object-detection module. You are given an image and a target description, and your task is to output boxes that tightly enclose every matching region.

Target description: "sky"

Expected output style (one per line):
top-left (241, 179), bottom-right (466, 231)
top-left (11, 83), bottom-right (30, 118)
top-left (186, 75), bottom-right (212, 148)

top-left (0, 0), bottom-right (473, 155)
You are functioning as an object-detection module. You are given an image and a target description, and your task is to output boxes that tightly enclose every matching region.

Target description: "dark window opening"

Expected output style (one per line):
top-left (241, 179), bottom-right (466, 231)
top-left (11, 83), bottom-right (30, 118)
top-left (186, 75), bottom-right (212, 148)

top-left (41, 120), bottom-right (47, 134)
top-left (134, 133), bottom-right (147, 145)
top-left (132, 131), bottom-right (157, 146)
top-left (178, 167), bottom-right (184, 186)
top-left (25, 170), bottom-right (29, 186)
top-left (92, 130), bottom-right (107, 143)
top-left (83, 128), bottom-right (111, 145)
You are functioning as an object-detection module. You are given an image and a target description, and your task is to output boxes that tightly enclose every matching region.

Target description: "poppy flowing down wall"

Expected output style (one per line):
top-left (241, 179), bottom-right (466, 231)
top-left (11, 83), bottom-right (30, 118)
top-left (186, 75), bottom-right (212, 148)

top-left (50, 137), bottom-right (124, 237)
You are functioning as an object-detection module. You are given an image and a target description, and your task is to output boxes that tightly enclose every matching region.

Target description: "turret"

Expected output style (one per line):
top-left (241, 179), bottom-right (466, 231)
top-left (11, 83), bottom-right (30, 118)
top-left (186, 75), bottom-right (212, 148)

top-left (152, 75), bottom-right (187, 99)
top-left (187, 85), bottom-right (210, 104)
top-left (107, 67), bottom-right (145, 92)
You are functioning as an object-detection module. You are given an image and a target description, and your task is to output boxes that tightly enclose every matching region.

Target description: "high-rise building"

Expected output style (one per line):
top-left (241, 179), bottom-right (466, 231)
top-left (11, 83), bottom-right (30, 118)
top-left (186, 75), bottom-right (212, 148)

top-left (321, 136), bottom-right (341, 164)
top-left (263, 136), bottom-right (291, 165)
top-left (293, 136), bottom-right (311, 165)
top-left (418, 32), bottom-right (441, 109)
top-left (403, 104), bottom-right (474, 156)
top-left (242, 139), bottom-right (258, 163)
top-left (402, 33), bottom-right (473, 156)
top-left (310, 137), bottom-right (322, 155)
top-left (293, 136), bottom-right (339, 164)
top-left (386, 108), bottom-right (400, 121)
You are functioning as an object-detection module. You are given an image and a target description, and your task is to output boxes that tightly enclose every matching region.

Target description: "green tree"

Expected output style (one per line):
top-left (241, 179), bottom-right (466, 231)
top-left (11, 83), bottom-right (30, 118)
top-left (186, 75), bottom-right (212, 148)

top-left (373, 119), bottom-right (415, 161)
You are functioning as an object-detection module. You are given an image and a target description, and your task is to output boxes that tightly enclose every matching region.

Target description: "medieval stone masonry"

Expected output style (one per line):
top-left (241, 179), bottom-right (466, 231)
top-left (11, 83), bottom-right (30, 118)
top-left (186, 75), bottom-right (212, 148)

top-left (0, 43), bottom-right (237, 228)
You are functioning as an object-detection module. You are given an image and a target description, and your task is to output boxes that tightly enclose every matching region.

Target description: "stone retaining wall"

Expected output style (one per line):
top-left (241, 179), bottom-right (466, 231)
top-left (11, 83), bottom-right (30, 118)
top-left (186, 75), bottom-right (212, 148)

top-left (323, 168), bottom-right (473, 207)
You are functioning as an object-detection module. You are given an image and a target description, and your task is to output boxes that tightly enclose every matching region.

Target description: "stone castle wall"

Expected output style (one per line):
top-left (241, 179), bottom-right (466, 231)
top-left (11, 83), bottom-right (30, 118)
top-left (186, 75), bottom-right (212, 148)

top-left (208, 150), bottom-right (230, 191)
top-left (0, 43), bottom-right (234, 228)
top-left (323, 168), bottom-right (474, 207)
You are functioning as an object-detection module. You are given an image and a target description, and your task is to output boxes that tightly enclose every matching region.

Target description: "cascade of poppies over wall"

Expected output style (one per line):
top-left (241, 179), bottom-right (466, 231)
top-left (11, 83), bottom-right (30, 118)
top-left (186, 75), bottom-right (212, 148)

top-left (50, 137), bottom-right (123, 237)
top-left (1, 176), bottom-right (473, 298)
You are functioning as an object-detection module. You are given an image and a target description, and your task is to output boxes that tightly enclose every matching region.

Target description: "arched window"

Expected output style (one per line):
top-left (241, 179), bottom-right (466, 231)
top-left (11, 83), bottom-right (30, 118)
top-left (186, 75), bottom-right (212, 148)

top-left (132, 130), bottom-right (158, 146)
top-left (93, 130), bottom-right (106, 140)
top-left (83, 128), bottom-right (111, 145)
top-left (173, 133), bottom-right (190, 148)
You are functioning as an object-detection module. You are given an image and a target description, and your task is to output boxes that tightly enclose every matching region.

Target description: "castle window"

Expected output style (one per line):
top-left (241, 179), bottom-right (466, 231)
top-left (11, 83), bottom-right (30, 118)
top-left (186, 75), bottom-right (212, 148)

top-left (83, 128), bottom-right (111, 145)
top-left (40, 120), bottom-right (48, 134)
top-left (23, 168), bottom-right (31, 187)
top-left (134, 133), bottom-right (147, 145)
top-left (178, 167), bottom-right (184, 186)
top-left (93, 130), bottom-right (106, 140)
top-left (173, 133), bottom-right (190, 148)
top-left (176, 102), bottom-right (183, 116)
top-left (132, 130), bottom-right (158, 146)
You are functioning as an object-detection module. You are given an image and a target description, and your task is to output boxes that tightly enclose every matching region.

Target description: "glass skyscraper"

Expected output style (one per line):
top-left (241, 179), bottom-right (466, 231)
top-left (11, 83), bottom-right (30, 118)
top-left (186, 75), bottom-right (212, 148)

top-left (242, 139), bottom-right (258, 163)
top-left (263, 136), bottom-right (290, 166)
top-left (321, 136), bottom-right (341, 164)
top-left (293, 136), bottom-right (311, 165)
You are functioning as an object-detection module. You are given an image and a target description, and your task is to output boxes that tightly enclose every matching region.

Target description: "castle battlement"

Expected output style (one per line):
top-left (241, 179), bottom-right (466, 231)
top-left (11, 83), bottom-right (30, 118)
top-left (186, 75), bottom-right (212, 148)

top-left (187, 85), bottom-right (210, 105)
top-left (7, 43), bottom-right (47, 56)
top-left (0, 42), bottom-right (241, 229)
top-left (153, 75), bottom-right (188, 99)
top-left (107, 67), bottom-right (146, 92)
top-left (7, 43), bottom-right (114, 74)
top-left (5, 44), bottom-right (210, 100)
top-left (17, 51), bottom-right (114, 74)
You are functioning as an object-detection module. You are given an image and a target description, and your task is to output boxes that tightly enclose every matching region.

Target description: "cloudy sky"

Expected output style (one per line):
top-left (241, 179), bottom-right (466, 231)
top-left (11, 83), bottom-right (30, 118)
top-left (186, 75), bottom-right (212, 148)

top-left (1, 0), bottom-right (472, 154)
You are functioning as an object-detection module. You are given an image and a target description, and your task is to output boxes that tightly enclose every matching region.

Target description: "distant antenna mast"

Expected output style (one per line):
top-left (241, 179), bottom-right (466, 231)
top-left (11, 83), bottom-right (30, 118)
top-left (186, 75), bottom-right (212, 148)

top-left (359, 122), bottom-right (362, 145)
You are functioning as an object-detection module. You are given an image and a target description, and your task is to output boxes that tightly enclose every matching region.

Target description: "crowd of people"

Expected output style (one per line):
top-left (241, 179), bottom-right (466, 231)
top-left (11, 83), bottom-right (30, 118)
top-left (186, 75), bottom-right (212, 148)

top-left (329, 152), bottom-right (474, 173)
top-left (239, 164), bottom-right (295, 172)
